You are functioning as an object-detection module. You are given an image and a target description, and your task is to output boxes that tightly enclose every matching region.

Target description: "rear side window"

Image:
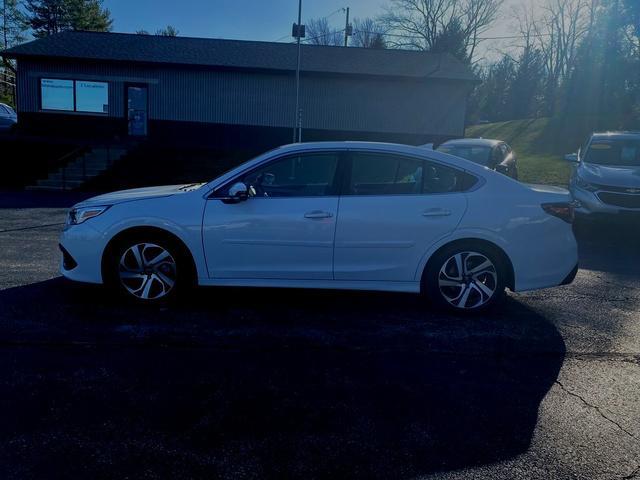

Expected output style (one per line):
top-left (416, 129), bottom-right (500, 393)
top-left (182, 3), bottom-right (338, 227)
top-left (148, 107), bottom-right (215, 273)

top-left (346, 151), bottom-right (477, 195)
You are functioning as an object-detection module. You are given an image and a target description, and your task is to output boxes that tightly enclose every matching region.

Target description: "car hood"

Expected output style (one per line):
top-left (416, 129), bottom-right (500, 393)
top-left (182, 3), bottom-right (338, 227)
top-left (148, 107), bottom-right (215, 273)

top-left (579, 163), bottom-right (640, 188)
top-left (76, 184), bottom-right (204, 207)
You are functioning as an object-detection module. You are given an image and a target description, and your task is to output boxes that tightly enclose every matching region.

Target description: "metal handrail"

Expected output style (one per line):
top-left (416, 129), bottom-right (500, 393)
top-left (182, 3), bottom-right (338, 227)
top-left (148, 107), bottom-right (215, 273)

top-left (58, 146), bottom-right (86, 191)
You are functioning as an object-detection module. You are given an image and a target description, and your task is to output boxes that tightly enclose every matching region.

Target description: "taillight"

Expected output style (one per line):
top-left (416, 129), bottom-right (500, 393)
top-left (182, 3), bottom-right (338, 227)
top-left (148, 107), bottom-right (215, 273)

top-left (542, 202), bottom-right (575, 223)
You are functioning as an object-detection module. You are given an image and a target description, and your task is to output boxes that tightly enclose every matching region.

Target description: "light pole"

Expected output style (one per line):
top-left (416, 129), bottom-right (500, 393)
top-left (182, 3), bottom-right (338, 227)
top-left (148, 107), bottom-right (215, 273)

top-left (293, 0), bottom-right (303, 143)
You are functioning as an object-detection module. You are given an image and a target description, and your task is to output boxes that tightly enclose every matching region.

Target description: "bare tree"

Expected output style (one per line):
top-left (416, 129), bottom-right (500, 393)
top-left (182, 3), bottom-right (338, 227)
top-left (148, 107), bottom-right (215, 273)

top-left (518, 0), bottom-right (591, 113)
top-left (156, 25), bottom-right (179, 36)
top-left (305, 18), bottom-right (343, 46)
top-left (379, 0), bottom-right (503, 61)
top-left (352, 18), bottom-right (387, 49)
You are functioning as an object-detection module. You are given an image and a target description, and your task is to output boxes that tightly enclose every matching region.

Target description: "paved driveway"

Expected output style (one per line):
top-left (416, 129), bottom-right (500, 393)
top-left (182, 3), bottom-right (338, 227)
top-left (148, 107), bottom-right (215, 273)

top-left (0, 192), bottom-right (639, 479)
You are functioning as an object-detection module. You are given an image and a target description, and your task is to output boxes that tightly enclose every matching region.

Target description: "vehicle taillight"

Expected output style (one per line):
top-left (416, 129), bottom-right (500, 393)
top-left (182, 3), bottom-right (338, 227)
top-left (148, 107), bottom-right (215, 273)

top-left (542, 202), bottom-right (575, 224)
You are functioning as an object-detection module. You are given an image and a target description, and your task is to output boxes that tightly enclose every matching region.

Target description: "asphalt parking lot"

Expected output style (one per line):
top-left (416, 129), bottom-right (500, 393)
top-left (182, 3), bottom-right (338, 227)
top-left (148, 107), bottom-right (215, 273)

top-left (0, 191), bottom-right (639, 480)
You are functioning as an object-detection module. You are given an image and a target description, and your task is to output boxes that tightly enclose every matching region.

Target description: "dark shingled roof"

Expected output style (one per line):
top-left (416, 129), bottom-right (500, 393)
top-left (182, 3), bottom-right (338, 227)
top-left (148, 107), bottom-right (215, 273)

top-left (1, 31), bottom-right (477, 81)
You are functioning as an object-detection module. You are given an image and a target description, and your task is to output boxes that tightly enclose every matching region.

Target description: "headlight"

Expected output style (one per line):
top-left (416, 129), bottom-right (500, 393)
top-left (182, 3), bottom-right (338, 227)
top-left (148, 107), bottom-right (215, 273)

top-left (67, 205), bottom-right (110, 225)
top-left (574, 175), bottom-right (599, 192)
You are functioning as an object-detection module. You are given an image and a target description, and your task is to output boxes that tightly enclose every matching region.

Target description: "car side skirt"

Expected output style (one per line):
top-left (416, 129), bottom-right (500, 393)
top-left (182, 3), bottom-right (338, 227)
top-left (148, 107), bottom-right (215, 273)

top-left (198, 278), bottom-right (421, 293)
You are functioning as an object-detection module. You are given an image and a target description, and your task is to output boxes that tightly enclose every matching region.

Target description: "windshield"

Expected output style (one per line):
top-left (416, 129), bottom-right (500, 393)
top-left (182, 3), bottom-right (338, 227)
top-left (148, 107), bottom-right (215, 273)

top-left (584, 139), bottom-right (640, 167)
top-left (437, 144), bottom-right (493, 166)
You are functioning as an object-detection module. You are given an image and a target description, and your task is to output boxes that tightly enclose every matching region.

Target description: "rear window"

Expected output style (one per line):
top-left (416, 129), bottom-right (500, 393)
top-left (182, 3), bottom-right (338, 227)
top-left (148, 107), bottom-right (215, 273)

top-left (584, 139), bottom-right (640, 166)
top-left (437, 144), bottom-right (493, 166)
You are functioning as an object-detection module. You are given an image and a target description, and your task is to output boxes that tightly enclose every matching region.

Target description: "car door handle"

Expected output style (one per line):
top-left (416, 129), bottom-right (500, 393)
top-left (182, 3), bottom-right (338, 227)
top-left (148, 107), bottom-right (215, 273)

top-left (422, 208), bottom-right (452, 217)
top-left (304, 210), bottom-right (333, 219)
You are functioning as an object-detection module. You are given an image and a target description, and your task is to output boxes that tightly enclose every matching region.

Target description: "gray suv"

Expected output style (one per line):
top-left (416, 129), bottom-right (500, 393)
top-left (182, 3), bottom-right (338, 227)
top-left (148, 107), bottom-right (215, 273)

top-left (566, 132), bottom-right (640, 216)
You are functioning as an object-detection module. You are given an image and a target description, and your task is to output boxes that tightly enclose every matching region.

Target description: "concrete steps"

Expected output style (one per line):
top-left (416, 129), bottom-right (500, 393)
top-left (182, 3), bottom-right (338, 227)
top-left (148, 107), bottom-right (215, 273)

top-left (27, 146), bottom-right (129, 191)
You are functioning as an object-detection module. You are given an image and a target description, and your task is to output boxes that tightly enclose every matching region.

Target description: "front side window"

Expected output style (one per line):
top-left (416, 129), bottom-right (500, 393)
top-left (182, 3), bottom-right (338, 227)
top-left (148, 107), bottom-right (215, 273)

top-left (347, 152), bottom-right (472, 195)
top-left (242, 152), bottom-right (340, 197)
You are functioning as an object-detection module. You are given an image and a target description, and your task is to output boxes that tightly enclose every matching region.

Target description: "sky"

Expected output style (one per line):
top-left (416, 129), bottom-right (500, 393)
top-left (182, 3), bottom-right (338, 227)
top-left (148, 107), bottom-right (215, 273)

top-left (106, 0), bottom-right (381, 41)
top-left (105, 0), bottom-right (538, 60)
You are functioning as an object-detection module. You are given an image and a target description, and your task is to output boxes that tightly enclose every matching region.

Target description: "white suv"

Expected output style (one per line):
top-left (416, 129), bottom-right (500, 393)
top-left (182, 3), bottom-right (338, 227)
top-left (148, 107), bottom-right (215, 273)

top-left (566, 132), bottom-right (640, 216)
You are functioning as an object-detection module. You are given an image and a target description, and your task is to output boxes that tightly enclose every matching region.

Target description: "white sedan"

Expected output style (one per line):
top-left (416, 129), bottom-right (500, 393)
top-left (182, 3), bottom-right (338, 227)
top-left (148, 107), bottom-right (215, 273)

top-left (59, 142), bottom-right (578, 312)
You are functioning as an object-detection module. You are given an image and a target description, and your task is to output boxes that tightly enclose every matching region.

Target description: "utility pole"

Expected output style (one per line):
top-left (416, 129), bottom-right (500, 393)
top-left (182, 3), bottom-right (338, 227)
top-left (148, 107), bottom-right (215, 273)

top-left (343, 7), bottom-right (352, 47)
top-left (293, 0), bottom-right (303, 143)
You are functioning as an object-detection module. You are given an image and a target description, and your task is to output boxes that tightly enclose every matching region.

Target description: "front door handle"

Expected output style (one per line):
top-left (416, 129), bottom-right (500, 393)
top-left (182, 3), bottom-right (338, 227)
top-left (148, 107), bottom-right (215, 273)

top-left (304, 210), bottom-right (333, 219)
top-left (422, 208), bottom-right (452, 217)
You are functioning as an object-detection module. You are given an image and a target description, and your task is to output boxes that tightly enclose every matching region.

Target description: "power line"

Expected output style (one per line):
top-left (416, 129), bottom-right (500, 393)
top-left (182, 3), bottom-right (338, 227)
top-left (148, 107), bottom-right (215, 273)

top-left (353, 29), bottom-right (555, 42)
top-left (274, 6), bottom-right (347, 42)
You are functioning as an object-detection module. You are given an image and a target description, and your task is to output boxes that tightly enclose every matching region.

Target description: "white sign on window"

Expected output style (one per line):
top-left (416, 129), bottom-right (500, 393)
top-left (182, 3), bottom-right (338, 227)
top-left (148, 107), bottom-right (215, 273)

top-left (75, 81), bottom-right (109, 113)
top-left (41, 78), bottom-right (74, 111)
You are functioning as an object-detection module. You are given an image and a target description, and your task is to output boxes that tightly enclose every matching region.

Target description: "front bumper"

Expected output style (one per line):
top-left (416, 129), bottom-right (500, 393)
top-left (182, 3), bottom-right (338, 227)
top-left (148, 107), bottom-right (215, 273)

top-left (571, 186), bottom-right (640, 215)
top-left (59, 222), bottom-right (107, 284)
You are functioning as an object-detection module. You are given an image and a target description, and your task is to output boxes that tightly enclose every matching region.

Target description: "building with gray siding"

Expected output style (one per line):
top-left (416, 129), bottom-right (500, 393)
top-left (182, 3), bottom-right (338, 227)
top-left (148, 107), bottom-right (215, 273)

top-left (2, 31), bottom-right (477, 148)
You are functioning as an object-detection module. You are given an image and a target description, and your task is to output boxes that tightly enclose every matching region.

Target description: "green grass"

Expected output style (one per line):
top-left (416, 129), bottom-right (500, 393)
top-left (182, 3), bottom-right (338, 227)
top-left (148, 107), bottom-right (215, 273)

top-left (466, 118), bottom-right (572, 186)
top-left (0, 94), bottom-right (14, 108)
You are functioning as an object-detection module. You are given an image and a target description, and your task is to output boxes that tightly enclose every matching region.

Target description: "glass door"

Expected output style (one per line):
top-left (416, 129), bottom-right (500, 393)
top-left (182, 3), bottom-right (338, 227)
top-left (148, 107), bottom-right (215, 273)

top-left (127, 85), bottom-right (148, 136)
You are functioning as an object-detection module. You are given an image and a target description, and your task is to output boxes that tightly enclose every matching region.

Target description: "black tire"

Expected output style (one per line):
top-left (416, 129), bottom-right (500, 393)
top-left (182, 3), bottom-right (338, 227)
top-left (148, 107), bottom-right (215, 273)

top-left (105, 233), bottom-right (193, 304)
top-left (422, 241), bottom-right (507, 313)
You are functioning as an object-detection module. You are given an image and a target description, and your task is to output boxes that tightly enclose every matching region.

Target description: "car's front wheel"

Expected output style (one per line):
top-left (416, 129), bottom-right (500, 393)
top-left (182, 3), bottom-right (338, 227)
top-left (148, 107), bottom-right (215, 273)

top-left (423, 242), bottom-right (507, 313)
top-left (107, 235), bottom-right (189, 303)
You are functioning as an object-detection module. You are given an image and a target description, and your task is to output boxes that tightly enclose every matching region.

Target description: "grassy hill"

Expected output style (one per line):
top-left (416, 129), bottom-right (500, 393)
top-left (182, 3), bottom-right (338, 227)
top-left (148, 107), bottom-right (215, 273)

top-left (465, 117), bottom-right (591, 185)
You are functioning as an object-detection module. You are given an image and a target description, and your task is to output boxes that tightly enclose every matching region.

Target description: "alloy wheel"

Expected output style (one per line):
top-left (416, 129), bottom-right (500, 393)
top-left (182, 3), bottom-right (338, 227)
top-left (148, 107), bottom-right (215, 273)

top-left (438, 251), bottom-right (498, 310)
top-left (118, 243), bottom-right (177, 300)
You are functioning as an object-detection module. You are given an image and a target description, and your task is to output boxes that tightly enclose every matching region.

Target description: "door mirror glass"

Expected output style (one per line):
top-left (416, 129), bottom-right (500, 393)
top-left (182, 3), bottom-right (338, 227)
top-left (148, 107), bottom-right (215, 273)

top-left (564, 153), bottom-right (579, 163)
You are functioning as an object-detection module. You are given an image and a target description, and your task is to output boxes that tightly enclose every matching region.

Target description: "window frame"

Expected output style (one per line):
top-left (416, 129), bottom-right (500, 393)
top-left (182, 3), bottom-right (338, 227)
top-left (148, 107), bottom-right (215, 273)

top-left (341, 149), bottom-right (480, 197)
top-left (39, 77), bottom-right (109, 116)
top-left (211, 150), bottom-right (347, 199)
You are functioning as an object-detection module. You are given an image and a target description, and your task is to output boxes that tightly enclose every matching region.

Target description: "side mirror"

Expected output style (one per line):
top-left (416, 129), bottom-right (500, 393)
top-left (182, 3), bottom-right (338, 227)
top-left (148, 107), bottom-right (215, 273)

top-left (495, 164), bottom-right (509, 175)
top-left (564, 153), bottom-right (579, 163)
top-left (226, 182), bottom-right (250, 203)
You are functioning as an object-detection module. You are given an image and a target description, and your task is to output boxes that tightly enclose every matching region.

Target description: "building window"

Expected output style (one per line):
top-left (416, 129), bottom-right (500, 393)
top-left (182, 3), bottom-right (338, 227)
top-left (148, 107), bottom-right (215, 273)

top-left (76, 81), bottom-right (109, 113)
top-left (41, 79), bottom-right (74, 111)
top-left (40, 78), bottom-right (109, 114)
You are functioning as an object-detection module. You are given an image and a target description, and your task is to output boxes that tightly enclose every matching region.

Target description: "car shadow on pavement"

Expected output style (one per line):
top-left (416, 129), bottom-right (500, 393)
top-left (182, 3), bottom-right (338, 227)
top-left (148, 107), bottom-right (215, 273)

top-left (0, 278), bottom-right (566, 479)
top-left (573, 216), bottom-right (640, 276)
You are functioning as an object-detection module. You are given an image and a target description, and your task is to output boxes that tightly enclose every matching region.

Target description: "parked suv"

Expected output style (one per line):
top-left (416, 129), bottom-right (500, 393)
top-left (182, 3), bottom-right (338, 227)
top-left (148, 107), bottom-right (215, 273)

top-left (0, 103), bottom-right (17, 131)
top-left (566, 132), bottom-right (640, 216)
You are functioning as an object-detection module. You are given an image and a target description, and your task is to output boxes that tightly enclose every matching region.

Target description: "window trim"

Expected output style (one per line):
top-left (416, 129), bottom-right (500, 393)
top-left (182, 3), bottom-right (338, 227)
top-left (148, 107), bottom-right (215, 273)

top-left (39, 77), bottom-right (109, 116)
top-left (210, 150), bottom-right (346, 200)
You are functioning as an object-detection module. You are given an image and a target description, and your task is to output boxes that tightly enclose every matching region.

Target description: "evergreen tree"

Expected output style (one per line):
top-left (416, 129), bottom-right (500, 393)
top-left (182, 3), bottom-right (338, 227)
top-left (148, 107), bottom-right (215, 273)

top-left (26, 0), bottom-right (111, 38)
top-left (430, 19), bottom-right (469, 64)
top-left (1, 0), bottom-right (27, 49)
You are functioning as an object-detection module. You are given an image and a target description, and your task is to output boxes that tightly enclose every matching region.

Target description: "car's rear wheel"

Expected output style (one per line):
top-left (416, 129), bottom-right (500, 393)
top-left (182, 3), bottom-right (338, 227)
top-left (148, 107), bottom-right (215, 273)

top-left (107, 234), bottom-right (190, 304)
top-left (423, 242), bottom-right (506, 313)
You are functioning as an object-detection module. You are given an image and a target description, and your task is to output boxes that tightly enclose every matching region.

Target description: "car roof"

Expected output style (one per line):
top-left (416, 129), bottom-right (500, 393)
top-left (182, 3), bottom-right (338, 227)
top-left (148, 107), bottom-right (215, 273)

top-left (439, 138), bottom-right (502, 147)
top-left (591, 131), bottom-right (640, 141)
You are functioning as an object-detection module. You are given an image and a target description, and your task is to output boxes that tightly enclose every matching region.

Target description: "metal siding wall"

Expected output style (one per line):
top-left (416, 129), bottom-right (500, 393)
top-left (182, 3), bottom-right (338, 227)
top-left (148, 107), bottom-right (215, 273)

top-left (15, 59), bottom-right (468, 137)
